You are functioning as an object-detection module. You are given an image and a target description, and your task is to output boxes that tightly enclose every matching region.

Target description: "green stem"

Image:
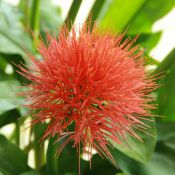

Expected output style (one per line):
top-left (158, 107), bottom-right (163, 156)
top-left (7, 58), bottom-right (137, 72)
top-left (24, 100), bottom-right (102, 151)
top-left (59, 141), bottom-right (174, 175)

top-left (24, 0), bottom-right (30, 29)
top-left (15, 121), bottom-right (20, 146)
top-left (24, 141), bottom-right (34, 154)
top-left (153, 49), bottom-right (175, 75)
top-left (46, 137), bottom-right (58, 175)
top-left (23, 128), bottom-right (34, 154)
top-left (34, 124), bottom-right (45, 170)
top-left (30, 0), bottom-right (40, 40)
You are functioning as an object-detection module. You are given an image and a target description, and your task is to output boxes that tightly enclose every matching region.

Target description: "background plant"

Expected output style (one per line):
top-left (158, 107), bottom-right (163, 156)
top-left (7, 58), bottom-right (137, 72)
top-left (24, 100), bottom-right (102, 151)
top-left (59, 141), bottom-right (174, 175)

top-left (0, 0), bottom-right (175, 175)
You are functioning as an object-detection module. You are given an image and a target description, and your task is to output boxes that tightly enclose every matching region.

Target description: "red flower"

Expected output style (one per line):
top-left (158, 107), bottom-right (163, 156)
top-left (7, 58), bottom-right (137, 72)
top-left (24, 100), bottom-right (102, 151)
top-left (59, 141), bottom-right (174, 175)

top-left (18, 24), bottom-right (157, 165)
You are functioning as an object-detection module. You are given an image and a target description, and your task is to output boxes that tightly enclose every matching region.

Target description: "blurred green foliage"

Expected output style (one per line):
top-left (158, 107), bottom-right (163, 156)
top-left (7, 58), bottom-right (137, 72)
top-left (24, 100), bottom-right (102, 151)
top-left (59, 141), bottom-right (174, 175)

top-left (0, 0), bottom-right (175, 175)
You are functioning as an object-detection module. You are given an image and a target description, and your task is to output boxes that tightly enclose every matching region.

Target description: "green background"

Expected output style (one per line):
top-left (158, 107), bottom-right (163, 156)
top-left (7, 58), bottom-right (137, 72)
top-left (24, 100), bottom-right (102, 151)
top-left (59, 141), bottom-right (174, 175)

top-left (0, 0), bottom-right (175, 174)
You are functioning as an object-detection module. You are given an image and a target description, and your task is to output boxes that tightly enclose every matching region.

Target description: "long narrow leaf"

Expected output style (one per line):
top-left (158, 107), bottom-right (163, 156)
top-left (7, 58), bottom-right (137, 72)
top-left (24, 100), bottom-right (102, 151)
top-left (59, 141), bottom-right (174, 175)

top-left (64, 0), bottom-right (82, 30)
top-left (87, 0), bottom-right (106, 30)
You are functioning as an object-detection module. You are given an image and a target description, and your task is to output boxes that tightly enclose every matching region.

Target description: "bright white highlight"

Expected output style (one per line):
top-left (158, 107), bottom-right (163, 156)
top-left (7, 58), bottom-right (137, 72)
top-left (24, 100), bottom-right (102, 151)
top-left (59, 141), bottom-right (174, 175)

top-left (5, 0), bottom-right (19, 6)
top-left (82, 146), bottom-right (97, 161)
top-left (0, 123), bottom-right (15, 138)
top-left (5, 64), bottom-right (14, 75)
top-left (150, 7), bottom-right (175, 62)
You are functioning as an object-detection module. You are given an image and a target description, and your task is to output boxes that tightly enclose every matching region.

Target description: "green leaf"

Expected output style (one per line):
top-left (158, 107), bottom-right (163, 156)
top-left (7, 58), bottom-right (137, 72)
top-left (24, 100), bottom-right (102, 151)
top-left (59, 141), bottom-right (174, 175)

top-left (58, 144), bottom-right (80, 174)
top-left (64, 0), bottom-right (82, 30)
top-left (0, 55), bottom-right (7, 73)
top-left (100, 0), bottom-right (175, 34)
top-left (57, 137), bottom-right (119, 175)
top-left (110, 122), bottom-right (175, 175)
top-left (153, 49), bottom-right (175, 75)
top-left (0, 168), bottom-right (11, 175)
top-left (100, 0), bottom-right (145, 32)
top-left (46, 139), bottom-right (81, 175)
top-left (0, 55), bottom-right (14, 81)
top-left (0, 53), bottom-right (29, 83)
top-left (136, 32), bottom-right (161, 53)
top-left (0, 1), bottom-right (33, 56)
top-left (156, 122), bottom-right (175, 141)
top-left (46, 140), bottom-right (78, 174)
top-left (127, 0), bottom-right (175, 34)
top-left (0, 134), bottom-right (30, 175)
top-left (111, 119), bottom-right (156, 164)
top-left (46, 137), bottom-right (118, 175)
top-left (87, 0), bottom-right (106, 30)
top-left (0, 109), bottom-right (20, 128)
top-left (83, 154), bottom-right (119, 175)
top-left (19, 171), bottom-right (41, 175)
top-left (124, 32), bottom-right (161, 65)
top-left (157, 62), bottom-right (175, 121)
top-left (0, 80), bottom-right (23, 114)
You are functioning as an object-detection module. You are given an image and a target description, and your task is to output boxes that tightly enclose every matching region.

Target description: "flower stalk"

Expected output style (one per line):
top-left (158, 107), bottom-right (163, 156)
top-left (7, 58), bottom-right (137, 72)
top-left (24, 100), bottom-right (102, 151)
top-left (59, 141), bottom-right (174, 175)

top-left (34, 124), bottom-right (45, 170)
top-left (30, 0), bottom-right (40, 42)
top-left (46, 137), bottom-right (58, 175)
top-left (15, 121), bottom-right (20, 146)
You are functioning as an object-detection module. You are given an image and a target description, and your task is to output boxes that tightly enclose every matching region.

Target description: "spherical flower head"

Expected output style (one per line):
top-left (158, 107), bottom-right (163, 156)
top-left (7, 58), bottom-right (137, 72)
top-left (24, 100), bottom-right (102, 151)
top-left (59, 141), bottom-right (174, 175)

top-left (18, 24), bottom-right (157, 165)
